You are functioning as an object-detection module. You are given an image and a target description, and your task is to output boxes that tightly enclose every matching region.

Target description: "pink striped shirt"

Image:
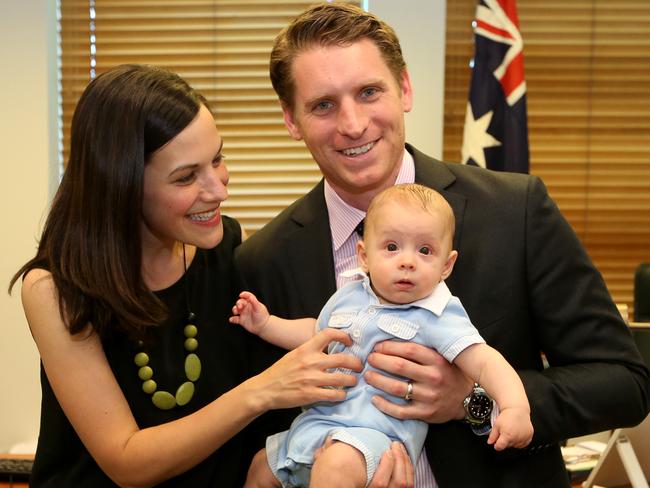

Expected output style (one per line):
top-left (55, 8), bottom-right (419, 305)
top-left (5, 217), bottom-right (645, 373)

top-left (324, 149), bottom-right (437, 487)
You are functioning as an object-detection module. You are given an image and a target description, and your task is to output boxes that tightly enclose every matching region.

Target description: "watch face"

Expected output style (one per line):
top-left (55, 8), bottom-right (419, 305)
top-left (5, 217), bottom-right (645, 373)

top-left (468, 393), bottom-right (492, 420)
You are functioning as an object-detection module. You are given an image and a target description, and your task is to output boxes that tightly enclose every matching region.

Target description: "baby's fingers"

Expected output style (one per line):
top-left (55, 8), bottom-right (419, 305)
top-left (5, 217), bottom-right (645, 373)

top-left (493, 434), bottom-right (511, 451)
top-left (487, 426), bottom-right (500, 446)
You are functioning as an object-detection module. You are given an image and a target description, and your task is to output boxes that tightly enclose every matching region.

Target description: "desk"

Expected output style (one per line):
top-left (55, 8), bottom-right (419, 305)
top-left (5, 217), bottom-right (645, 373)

top-left (0, 454), bottom-right (32, 488)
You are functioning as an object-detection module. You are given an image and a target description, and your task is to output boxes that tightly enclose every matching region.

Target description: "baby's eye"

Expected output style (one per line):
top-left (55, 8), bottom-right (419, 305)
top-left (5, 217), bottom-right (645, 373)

top-left (419, 246), bottom-right (431, 255)
top-left (386, 243), bottom-right (398, 252)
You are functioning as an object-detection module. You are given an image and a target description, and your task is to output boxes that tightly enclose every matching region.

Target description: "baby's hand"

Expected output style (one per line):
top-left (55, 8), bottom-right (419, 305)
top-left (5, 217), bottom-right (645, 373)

top-left (487, 406), bottom-right (533, 451)
top-left (229, 291), bottom-right (270, 335)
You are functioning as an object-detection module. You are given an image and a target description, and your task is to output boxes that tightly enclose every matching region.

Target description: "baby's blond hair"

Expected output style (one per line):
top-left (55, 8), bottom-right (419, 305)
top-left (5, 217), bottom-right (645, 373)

top-left (365, 184), bottom-right (455, 247)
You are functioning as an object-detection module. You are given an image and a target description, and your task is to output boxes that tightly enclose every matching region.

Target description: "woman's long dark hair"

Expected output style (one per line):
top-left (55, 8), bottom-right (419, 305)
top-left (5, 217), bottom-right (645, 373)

top-left (10, 64), bottom-right (208, 339)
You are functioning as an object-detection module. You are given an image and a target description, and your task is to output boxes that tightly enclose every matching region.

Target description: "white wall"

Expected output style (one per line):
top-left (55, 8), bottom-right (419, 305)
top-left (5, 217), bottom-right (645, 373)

top-left (368, 0), bottom-right (447, 159)
top-left (0, 0), bottom-right (58, 452)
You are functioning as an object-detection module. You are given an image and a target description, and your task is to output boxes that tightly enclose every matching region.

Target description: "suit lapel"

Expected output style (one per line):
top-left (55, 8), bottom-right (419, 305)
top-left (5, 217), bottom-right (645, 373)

top-left (285, 181), bottom-right (338, 317)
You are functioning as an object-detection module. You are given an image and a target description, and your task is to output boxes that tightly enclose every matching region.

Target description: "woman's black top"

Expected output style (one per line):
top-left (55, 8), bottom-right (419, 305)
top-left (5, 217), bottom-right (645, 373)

top-left (30, 216), bottom-right (253, 486)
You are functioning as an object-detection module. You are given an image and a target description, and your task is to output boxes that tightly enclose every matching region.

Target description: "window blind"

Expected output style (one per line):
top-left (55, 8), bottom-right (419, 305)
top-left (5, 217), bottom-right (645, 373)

top-left (443, 0), bottom-right (650, 309)
top-left (60, 0), bottom-right (359, 232)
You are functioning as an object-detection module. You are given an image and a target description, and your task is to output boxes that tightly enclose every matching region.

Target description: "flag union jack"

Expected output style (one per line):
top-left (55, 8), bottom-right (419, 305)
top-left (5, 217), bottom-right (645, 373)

top-left (461, 0), bottom-right (529, 173)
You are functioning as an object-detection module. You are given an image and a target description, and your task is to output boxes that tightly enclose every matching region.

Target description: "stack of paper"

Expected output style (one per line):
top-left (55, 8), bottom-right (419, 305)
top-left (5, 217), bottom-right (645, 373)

top-left (562, 440), bottom-right (607, 482)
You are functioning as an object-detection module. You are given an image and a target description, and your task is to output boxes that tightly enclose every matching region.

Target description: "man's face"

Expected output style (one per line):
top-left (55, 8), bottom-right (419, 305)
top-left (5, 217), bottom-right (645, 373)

top-left (282, 38), bottom-right (413, 210)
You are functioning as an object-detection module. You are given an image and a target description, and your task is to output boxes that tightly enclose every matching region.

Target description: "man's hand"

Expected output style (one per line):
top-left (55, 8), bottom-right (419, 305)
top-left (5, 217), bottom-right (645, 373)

top-left (365, 340), bottom-right (473, 423)
top-left (314, 438), bottom-right (413, 488)
top-left (368, 442), bottom-right (414, 488)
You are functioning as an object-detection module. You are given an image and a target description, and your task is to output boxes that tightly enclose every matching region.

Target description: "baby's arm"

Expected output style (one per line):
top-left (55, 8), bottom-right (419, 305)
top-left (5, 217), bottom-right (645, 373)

top-left (229, 291), bottom-right (316, 350)
top-left (454, 343), bottom-right (534, 450)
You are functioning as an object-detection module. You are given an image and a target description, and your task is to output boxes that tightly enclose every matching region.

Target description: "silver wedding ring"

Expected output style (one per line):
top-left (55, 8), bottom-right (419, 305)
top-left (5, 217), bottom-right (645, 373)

top-left (404, 380), bottom-right (413, 401)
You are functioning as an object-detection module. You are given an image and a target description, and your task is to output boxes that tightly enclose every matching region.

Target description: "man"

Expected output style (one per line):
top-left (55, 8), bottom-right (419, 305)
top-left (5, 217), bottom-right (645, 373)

top-left (236, 4), bottom-right (650, 487)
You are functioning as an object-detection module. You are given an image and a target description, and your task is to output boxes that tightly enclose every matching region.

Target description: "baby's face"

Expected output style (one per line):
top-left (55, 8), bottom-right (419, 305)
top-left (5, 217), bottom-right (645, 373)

top-left (358, 202), bottom-right (455, 304)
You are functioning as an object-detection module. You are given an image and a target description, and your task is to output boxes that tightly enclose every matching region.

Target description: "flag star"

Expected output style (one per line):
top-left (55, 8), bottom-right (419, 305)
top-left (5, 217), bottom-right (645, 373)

top-left (461, 102), bottom-right (501, 168)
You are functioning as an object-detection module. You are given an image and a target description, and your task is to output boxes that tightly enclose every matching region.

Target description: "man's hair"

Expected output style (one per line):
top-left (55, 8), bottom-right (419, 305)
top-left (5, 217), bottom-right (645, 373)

top-left (270, 2), bottom-right (406, 109)
top-left (365, 184), bottom-right (456, 246)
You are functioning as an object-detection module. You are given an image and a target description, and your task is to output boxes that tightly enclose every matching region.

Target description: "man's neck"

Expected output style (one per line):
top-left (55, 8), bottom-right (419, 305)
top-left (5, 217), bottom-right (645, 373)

top-left (325, 147), bottom-right (412, 211)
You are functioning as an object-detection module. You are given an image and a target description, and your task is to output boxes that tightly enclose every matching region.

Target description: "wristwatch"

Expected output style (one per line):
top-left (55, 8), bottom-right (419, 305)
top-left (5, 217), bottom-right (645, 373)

top-left (463, 383), bottom-right (493, 435)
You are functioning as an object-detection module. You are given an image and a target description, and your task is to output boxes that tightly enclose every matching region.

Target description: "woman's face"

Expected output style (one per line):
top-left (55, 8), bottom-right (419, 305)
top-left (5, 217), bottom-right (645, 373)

top-left (142, 104), bottom-right (228, 253)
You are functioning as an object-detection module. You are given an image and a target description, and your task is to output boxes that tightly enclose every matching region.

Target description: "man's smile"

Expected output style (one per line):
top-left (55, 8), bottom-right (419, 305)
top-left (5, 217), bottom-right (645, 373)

top-left (341, 140), bottom-right (376, 157)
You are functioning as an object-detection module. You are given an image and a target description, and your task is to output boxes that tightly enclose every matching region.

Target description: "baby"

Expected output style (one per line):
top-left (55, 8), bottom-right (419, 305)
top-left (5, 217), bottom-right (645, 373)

top-left (231, 184), bottom-right (533, 488)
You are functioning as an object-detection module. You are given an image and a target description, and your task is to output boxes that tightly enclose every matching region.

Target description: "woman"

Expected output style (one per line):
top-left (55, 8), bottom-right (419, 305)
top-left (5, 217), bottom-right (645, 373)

top-left (9, 64), bottom-right (362, 487)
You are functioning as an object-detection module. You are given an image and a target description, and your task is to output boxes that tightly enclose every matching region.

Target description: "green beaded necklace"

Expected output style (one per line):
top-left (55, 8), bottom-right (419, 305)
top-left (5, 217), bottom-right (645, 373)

top-left (134, 244), bottom-right (202, 410)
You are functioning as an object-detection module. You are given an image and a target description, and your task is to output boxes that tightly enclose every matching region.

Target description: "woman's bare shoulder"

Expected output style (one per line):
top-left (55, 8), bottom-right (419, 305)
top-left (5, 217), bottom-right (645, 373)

top-left (21, 268), bottom-right (57, 309)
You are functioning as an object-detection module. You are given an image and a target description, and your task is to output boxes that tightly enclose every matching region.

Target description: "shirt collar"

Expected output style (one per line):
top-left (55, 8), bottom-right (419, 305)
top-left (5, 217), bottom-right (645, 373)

top-left (340, 268), bottom-right (452, 316)
top-left (325, 149), bottom-right (416, 251)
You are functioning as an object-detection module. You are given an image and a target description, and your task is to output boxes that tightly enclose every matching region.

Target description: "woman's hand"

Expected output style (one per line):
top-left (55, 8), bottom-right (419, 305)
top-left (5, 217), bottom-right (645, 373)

top-left (364, 340), bottom-right (472, 423)
top-left (249, 328), bottom-right (363, 411)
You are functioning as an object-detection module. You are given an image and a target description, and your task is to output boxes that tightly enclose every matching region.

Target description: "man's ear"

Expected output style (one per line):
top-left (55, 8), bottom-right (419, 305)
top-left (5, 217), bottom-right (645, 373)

top-left (357, 240), bottom-right (369, 273)
top-left (440, 250), bottom-right (458, 281)
top-left (281, 103), bottom-right (303, 141)
top-left (400, 69), bottom-right (414, 114)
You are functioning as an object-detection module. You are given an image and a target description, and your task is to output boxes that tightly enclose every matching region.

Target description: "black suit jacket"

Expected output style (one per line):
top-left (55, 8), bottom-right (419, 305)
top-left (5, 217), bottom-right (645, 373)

top-left (235, 144), bottom-right (650, 487)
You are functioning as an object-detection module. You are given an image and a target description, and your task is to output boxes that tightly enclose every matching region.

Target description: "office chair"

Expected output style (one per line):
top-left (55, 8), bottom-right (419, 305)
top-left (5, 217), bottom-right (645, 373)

top-left (635, 263), bottom-right (650, 322)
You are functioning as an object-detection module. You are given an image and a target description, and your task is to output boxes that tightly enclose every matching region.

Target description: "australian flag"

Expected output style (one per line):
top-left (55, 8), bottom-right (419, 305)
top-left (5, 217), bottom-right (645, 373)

top-left (461, 0), bottom-right (529, 173)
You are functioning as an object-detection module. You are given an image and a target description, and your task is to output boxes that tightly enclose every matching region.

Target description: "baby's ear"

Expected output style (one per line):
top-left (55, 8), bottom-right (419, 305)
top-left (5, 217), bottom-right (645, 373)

top-left (357, 240), bottom-right (369, 272)
top-left (441, 250), bottom-right (458, 281)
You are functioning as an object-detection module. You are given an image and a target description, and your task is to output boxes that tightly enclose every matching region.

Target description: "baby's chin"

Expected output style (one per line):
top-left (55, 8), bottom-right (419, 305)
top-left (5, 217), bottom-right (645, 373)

top-left (376, 289), bottom-right (429, 306)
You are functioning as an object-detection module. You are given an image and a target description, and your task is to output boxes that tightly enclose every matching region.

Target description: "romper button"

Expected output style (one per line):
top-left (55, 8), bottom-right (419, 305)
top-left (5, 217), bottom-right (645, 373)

top-left (391, 325), bottom-right (399, 333)
top-left (368, 308), bottom-right (376, 315)
top-left (352, 330), bottom-right (361, 338)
